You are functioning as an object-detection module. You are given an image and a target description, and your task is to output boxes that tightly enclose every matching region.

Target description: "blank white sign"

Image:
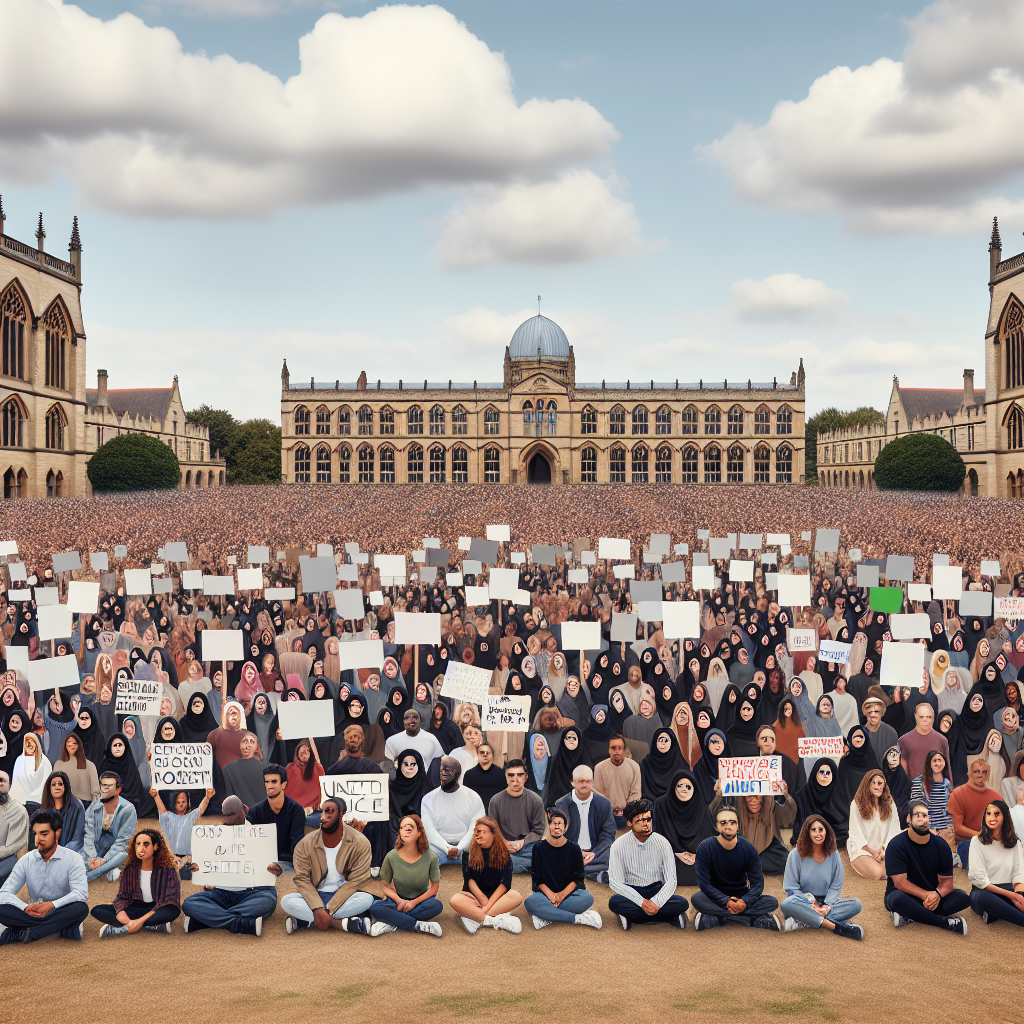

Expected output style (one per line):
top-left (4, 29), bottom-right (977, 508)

top-left (236, 568), bottom-right (263, 590)
top-left (777, 574), bottom-right (811, 607)
top-left (337, 639), bottom-right (385, 671)
top-left (880, 641), bottom-right (925, 688)
top-left (394, 612), bottom-right (441, 645)
top-left (27, 654), bottom-right (80, 692)
top-left (932, 565), bottom-right (963, 600)
top-left (201, 630), bottom-right (244, 661)
top-left (465, 586), bottom-right (490, 605)
top-left (598, 537), bottom-right (630, 560)
top-left (662, 602), bottom-right (701, 640)
top-left (486, 525), bottom-right (511, 542)
top-left (729, 560), bottom-right (754, 582)
top-left (124, 568), bottom-right (152, 596)
top-left (38, 605), bottom-right (73, 641)
top-left (278, 699), bottom-right (335, 740)
top-left (890, 613), bottom-right (930, 640)
top-left (67, 581), bottom-right (100, 614)
top-left (560, 621), bottom-right (601, 650)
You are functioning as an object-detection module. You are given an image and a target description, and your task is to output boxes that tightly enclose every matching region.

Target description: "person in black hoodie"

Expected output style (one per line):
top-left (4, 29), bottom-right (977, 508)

top-left (464, 743), bottom-right (508, 811)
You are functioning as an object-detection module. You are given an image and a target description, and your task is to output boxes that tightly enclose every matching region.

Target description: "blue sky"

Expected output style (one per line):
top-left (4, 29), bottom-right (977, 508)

top-left (3, 0), bottom-right (1022, 419)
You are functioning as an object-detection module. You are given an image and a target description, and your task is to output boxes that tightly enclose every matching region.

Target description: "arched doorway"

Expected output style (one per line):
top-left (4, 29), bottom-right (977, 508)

top-left (528, 451), bottom-right (552, 484)
top-left (967, 469), bottom-right (978, 496)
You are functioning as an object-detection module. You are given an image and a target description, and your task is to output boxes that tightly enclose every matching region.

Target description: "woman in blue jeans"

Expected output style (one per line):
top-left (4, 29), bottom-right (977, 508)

top-left (782, 815), bottom-right (863, 940)
top-left (350, 815), bottom-right (443, 937)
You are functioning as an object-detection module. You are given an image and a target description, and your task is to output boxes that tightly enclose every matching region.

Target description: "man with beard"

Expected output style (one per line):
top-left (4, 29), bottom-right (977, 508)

top-left (0, 771), bottom-right (29, 887)
top-left (384, 709), bottom-right (444, 764)
top-left (325, 726), bottom-right (390, 871)
top-left (420, 757), bottom-right (485, 865)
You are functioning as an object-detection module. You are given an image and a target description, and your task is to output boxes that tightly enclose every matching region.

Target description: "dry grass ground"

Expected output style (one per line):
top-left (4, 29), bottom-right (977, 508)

top-left (1, 826), bottom-right (1020, 1024)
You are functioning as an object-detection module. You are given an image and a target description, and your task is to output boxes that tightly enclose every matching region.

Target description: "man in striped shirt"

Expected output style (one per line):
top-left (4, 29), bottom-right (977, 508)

top-left (607, 799), bottom-right (689, 930)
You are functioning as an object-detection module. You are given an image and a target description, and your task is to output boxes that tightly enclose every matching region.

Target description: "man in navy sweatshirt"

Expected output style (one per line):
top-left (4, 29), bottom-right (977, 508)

top-left (693, 805), bottom-right (781, 931)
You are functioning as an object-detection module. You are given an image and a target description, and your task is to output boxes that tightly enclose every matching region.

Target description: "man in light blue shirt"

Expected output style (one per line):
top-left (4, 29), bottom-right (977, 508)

top-left (81, 772), bottom-right (137, 883)
top-left (0, 808), bottom-right (89, 944)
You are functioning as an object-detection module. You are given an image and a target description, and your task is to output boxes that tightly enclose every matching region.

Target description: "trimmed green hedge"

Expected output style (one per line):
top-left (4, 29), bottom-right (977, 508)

top-left (873, 432), bottom-right (965, 492)
top-left (87, 433), bottom-right (181, 492)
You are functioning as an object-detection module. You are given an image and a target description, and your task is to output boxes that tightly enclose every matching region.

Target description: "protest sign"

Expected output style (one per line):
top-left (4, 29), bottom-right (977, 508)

top-left (908, 583), bottom-right (932, 603)
top-left (580, 550), bottom-right (596, 566)
top-left (648, 533), bottom-right (671, 556)
top-left (613, 564), bottom-right (635, 579)
top-left (5, 645), bottom-right (28, 675)
top-left (818, 640), bottom-right (851, 665)
top-left (374, 554), bottom-right (406, 578)
top-left (880, 641), bottom-right (925, 687)
top-left (116, 679), bottom-right (162, 716)
top-left (661, 561), bottom-right (686, 584)
top-left (611, 612), bottom-right (638, 643)
top-left (0, 540), bottom-right (17, 556)
top-left (739, 533), bottom-right (762, 550)
top-left (787, 628), bottom-right (817, 652)
top-left (692, 565), bottom-right (714, 591)
top-left (264, 587), bottom-right (296, 600)
top-left (462, 559), bottom-right (482, 576)
top-left (848, 548), bottom-right (862, 561)
top-left (856, 564), bottom-right (880, 588)
top-left (67, 581), bottom-right (99, 614)
top-left (277, 699), bottom-right (335, 740)
top-left (815, 529), bottom-right (840, 552)
top-left (465, 585), bottom-right (490, 605)
top-left (34, 587), bottom-right (58, 607)
top-left (394, 612), bottom-right (441, 645)
top-left (885, 555), bottom-right (915, 581)
top-left (8, 562), bottom-right (26, 582)
top-left (152, 743), bottom-right (213, 789)
top-left (52, 551), bottom-right (82, 574)
top-left (869, 587), bottom-right (904, 613)
top-left (320, 775), bottom-right (389, 821)
top-left (890, 613), bottom-right (930, 640)
top-left (510, 552), bottom-right (527, 565)
top-left (486, 525), bottom-right (511, 542)
top-left (637, 601), bottom-right (663, 622)
top-left (468, 538), bottom-right (500, 564)
top-left (718, 756), bottom-right (782, 796)
top-left (630, 580), bottom-right (663, 603)
top-left (124, 568), bottom-right (152, 595)
top-left (201, 629), bottom-right (244, 662)
top-left (661, 602), bottom-right (701, 640)
top-left (980, 560), bottom-right (1001, 577)
top-left (192, 823), bottom-right (278, 886)
top-left (334, 589), bottom-right (365, 620)
top-left (483, 695), bottom-right (531, 732)
top-left (247, 545), bottom-right (270, 565)
top-left (181, 570), bottom-right (203, 591)
top-left (369, 590), bottom-right (384, 606)
top-left (37, 605), bottom-right (72, 641)
top-left (709, 538), bottom-right (731, 560)
top-left (560, 621), bottom-right (601, 650)
top-left (113, 545), bottom-right (128, 559)
top-left (932, 565), bottom-right (963, 600)
top-left (598, 537), bottom-right (631, 560)
top-left (446, 572), bottom-right (464, 587)
top-left (336, 639), bottom-right (385, 671)
top-left (776, 574), bottom-right (811, 607)
top-left (797, 737), bottom-right (845, 759)
top-left (728, 559), bottom-right (753, 582)
top-left (995, 596), bottom-right (1024, 619)
top-left (488, 568), bottom-right (520, 600)
top-left (959, 591), bottom-right (993, 616)
top-left (299, 555), bottom-right (336, 593)
top-left (89, 552), bottom-right (109, 571)
top-left (164, 542), bottom-right (189, 562)
top-left (441, 662), bottom-right (492, 705)
top-left (7, 589), bottom-right (30, 602)
top-left (236, 568), bottom-right (262, 590)
top-left (203, 575), bottom-right (235, 596)
top-left (27, 654), bottom-right (79, 692)
top-left (567, 569), bottom-right (589, 585)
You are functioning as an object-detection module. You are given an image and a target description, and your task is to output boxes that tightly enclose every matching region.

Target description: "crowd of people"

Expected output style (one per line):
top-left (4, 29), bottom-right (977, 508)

top-left (1, 486), bottom-right (1023, 943)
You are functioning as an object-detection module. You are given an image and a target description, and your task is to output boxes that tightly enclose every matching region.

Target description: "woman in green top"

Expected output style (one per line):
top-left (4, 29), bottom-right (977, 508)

top-left (357, 815), bottom-right (443, 937)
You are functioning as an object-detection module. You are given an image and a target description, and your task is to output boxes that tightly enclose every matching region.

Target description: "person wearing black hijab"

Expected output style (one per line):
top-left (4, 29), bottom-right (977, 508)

top-left (957, 688), bottom-right (991, 763)
top-left (882, 744), bottom-right (912, 823)
top-left (937, 710), bottom-right (969, 787)
top-left (653, 768), bottom-right (716, 885)
top-left (833, 725), bottom-right (879, 813)
top-left (726, 697), bottom-right (761, 757)
top-left (692, 728), bottom-right (731, 807)
top-left (607, 688), bottom-right (631, 734)
top-left (99, 732), bottom-right (153, 817)
top-left (716, 684), bottom-right (743, 737)
top-left (428, 702), bottom-right (463, 755)
top-left (542, 726), bottom-right (590, 806)
top-left (388, 748), bottom-right (431, 831)
top-left (0, 710), bottom-right (27, 781)
top-left (640, 727), bottom-right (687, 803)
top-left (582, 705), bottom-right (613, 764)
top-left (181, 692), bottom-right (219, 744)
top-left (72, 707), bottom-right (105, 768)
top-left (791, 758), bottom-right (848, 845)
top-left (376, 706), bottom-right (401, 740)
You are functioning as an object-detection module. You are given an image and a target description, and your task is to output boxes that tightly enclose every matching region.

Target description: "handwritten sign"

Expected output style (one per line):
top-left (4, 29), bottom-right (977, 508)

top-left (191, 823), bottom-right (278, 886)
top-left (818, 640), bottom-right (851, 665)
top-left (152, 743), bottom-right (213, 790)
top-left (440, 661), bottom-right (493, 705)
top-left (115, 679), bottom-right (162, 715)
top-left (483, 695), bottom-right (531, 732)
top-left (995, 596), bottom-right (1024, 619)
top-left (797, 737), bottom-right (845, 759)
top-left (320, 774), bottom-right (389, 822)
top-left (787, 628), bottom-right (817, 653)
top-left (718, 755), bottom-right (783, 795)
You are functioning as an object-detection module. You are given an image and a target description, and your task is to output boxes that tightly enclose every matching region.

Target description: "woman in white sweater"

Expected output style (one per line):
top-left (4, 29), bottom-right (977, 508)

top-left (846, 769), bottom-right (902, 881)
top-left (967, 799), bottom-right (1024, 927)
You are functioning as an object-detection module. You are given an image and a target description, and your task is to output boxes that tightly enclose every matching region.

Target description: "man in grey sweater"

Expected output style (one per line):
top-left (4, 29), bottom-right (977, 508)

top-left (0, 772), bottom-right (29, 887)
top-left (488, 759), bottom-right (546, 874)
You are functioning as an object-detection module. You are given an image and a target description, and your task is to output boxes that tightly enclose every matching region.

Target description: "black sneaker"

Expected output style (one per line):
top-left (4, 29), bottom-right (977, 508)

top-left (832, 921), bottom-right (863, 940)
top-left (184, 916), bottom-right (208, 934)
top-left (752, 914), bottom-right (780, 931)
top-left (0, 927), bottom-right (30, 945)
top-left (694, 912), bottom-right (721, 932)
top-left (341, 915), bottom-right (369, 935)
top-left (945, 917), bottom-right (967, 936)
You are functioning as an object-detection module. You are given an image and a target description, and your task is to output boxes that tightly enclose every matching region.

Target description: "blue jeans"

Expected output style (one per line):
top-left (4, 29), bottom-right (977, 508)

top-left (85, 831), bottom-right (128, 883)
top-left (511, 842), bottom-right (536, 875)
top-left (369, 897), bottom-right (443, 931)
top-left (781, 895), bottom-right (862, 928)
top-left (884, 888), bottom-right (971, 928)
top-left (524, 889), bottom-right (594, 924)
top-left (957, 840), bottom-right (970, 870)
top-left (0, 854), bottom-right (17, 887)
top-left (429, 843), bottom-right (463, 866)
top-left (691, 889), bottom-right (779, 925)
top-left (305, 812), bottom-right (322, 829)
top-left (280, 890), bottom-right (375, 924)
top-left (970, 886), bottom-right (1024, 927)
top-left (182, 887), bottom-right (279, 933)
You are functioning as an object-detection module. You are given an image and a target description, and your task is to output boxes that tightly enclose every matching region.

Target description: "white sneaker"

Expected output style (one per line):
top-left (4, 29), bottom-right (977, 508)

top-left (459, 916), bottom-right (480, 934)
top-left (254, 917), bottom-right (262, 937)
top-left (182, 915), bottom-right (191, 934)
top-left (784, 918), bottom-right (809, 932)
top-left (98, 924), bottom-right (128, 938)
top-left (414, 921), bottom-right (442, 937)
top-left (492, 913), bottom-right (522, 934)
top-left (285, 916), bottom-right (298, 935)
top-left (370, 867), bottom-right (380, 878)
top-left (369, 921), bottom-right (397, 937)
top-left (143, 922), bottom-right (172, 933)
top-left (531, 914), bottom-right (551, 930)
top-left (952, 852), bottom-right (962, 868)
top-left (892, 911), bottom-right (908, 928)
top-left (106, 868), bottom-right (121, 883)
top-left (575, 909), bottom-right (603, 929)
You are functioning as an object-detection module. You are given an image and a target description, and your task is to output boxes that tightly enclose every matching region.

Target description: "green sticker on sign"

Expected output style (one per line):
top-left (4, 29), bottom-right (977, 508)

top-left (869, 587), bottom-right (904, 614)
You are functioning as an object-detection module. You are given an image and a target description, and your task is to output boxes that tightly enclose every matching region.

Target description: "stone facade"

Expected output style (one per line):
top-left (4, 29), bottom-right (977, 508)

top-left (280, 314), bottom-right (806, 485)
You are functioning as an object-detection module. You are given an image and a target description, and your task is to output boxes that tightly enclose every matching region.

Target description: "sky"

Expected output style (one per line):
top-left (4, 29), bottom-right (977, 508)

top-left (2, 0), bottom-right (1023, 421)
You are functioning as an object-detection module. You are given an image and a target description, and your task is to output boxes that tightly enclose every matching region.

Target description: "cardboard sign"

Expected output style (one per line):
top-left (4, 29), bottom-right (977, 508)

top-left (152, 743), bottom-right (213, 789)
top-left (27, 654), bottom-right (80, 692)
top-left (787, 628), bottom-right (817, 652)
top-left (598, 537), bottom-right (631, 560)
top-left (932, 565), bottom-right (963, 600)
top-left (797, 737), bottom-right (845, 758)
top-left (718, 755), bottom-right (782, 796)
top-left (662, 601), bottom-right (701, 640)
top-left (777, 574), bottom-right (811, 607)
top-left (661, 561), bottom-right (687, 584)
top-left (236, 568), bottom-right (263, 590)
top-left (483, 694), bottom-right (531, 732)
top-left (116, 679), bottom-right (162, 716)
top-left (203, 575), bottom-right (235, 596)
top-left (729, 559), bottom-right (754, 582)
top-left (880, 640), bottom-right (925, 688)
top-left (995, 596), bottom-right (1024, 619)
top-left (37, 605), bottom-right (73, 641)
top-left (319, 774), bottom-right (389, 822)
top-left (337, 639), bottom-right (385, 671)
top-left (164, 542), bottom-right (189, 562)
top-left (818, 640), bottom-right (851, 664)
top-left (201, 629), bottom-right (244, 662)
top-left (124, 568), bottom-right (152, 596)
top-left (468, 538), bottom-right (500, 564)
top-left (264, 587), bottom-right (296, 601)
top-left (908, 583), bottom-right (932, 603)
top-left (191, 823), bottom-right (278, 886)
top-left (890, 613), bottom-right (930, 640)
top-left (277, 699), bottom-right (335, 741)
top-left (394, 612), bottom-right (441, 645)
top-left (465, 585), bottom-right (490, 605)
top-left (440, 661), bottom-right (493, 705)
top-left (52, 551), bottom-right (82, 575)
top-left (560, 620), bottom-right (601, 650)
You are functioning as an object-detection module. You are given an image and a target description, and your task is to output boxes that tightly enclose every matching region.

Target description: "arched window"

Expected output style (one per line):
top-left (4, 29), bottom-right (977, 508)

top-left (753, 443), bottom-right (770, 483)
top-left (451, 406), bottom-right (468, 436)
top-left (704, 407), bottom-right (721, 435)
top-left (45, 404), bottom-right (67, 451)
top-left (631, 443), bottom-right (649, 483)
top-left (185, 470), bottom-right (192, 488)
top-left (776, 444), bottom-right (793, 483)
top-left (704, 444), bottom-right (721, 483)
top-left (379, 406), bottom-right (395, 436)
top-left (484, 407), bottom-right (500, 435)
top-left (294, 444), bottom-right (311, 483)
top-left (358, 405), bottom-right (374, 435)
top-left (429, 445), bottom-right (446, 483)
top-left (44, 301), bottom-right (70, 390)
top-left (484, 447), bottom-right (500, 483)
top-left (655, 444), bottom-right (672, 482)
top-left (338, 407), bottom-right (351, 435)
top-left (522, 401), bottom-right (534, 434)
top-left (609, 445), bottom-right (626, 483)
top-left (46, 469), bottom-right (63, 498)
top-left (408, 443), bottom-right (424, 483)
top-left (632, 406), bottom-right (649, 435)
top-left (580, 446), bottom-right (597, 483)
top-left (379, 446), bottom-right (395, 483)
top-left (316, 444), bottom-right (331, 482)
top-left (545, 402), bottom-right (557, 436)
top-left (358, 444), bottom-right (374, 482)
top-left (1, 283), bottom-right (28, 380)
top-left (1, 397), bottom-right (26, 447)
top-left (1008, 406), bottom-right (1024, 450)
top-left (315, 406), bottom-right (331, 435)
top-left (609, 406), bottom-right (626, 435)
top-left (407, 406), bottom-right (423, 435)
top-left (754, 405), bottom-right (770, 435)
top-left (293, 406), bottom-right (310, 435)
top-left (1002, 298), bottom-right (1024, 389)
top-left (338, 444), bottom-right (351, 483)
top-left (681, 445), bottom-right (698, 483)
top-left (680, 405), bottom-right (698, 435)
top-left (655, 405), bottom-right (671, 435)
top-left (429, 405), bottom-right (446, 436)
top-left (727, 405), bottom-right (744, 435)
top-left (581, 406), bottom-right (597, 435)
top-left (727, 444), bottom-right (744, 483)
top-left (452, 446), bottom-right (468, 482)
top-left (776, 405), bottom-right (793, 435)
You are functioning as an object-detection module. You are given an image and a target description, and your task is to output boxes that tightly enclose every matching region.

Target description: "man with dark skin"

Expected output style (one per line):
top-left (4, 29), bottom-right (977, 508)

top-left (384, 709), bottom-right (444, 762)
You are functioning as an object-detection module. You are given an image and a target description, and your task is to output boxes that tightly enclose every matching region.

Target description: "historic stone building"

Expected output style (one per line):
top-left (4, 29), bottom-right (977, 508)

top-left (817, 218), bottom-right (1024, 497)
top-left (280, 314), bottom-right (806, 485)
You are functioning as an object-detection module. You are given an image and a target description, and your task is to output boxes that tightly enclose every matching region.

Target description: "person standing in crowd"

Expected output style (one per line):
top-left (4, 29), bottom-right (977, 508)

top-left (420, 757), bottom-right (485, 866)
top-left (449, 817), bottom-right (524, 933)
top-left (384, 710), bottom-right (444, 764)
top-left (488, 758), bottom-right (546, 874)
top-left (245, 764), bottom-right (305, 872)
top-left (967, 799), bottom-right (1024, 928)
top-left (81, 771), bottom-right (137, 883)
top-left (594, 734), bottom-right (641, 827)
top-left (948, 759), bottom-right (1003, 869)
top-left (555, 765), bottom-right (616, 884)
top-left (861, 690), bottom-right (898, 763)
top-left (0, 771), bottom-right (29, 887)
top-left (899, 704), bottom-right (949, 783)
top-left (525, 807), bottom-right (602, 929)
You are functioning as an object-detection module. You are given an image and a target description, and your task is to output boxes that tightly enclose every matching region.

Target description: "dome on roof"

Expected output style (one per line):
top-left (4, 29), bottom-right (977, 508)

top-left (508, 314), bottom-right (570, 360)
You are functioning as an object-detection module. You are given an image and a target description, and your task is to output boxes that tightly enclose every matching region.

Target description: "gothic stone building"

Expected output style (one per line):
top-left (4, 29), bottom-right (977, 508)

top-left (280, 314), bottom-right (806, 485)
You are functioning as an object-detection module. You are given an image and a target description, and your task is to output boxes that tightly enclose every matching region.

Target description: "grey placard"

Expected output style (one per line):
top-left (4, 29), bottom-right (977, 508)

top-left (884, 555), bottom-right (915, 582)
top-left (629, 580), bottom-right (663, 602)
top-left (299, 555), bottom-right (337, 593)
top-left (611, 612), bottom-right (638, 643)
top-left (52, 551), bottom-right (82, 574)
top-left (89, 552), bottom-right (109, 571)
top-left (857, 563), bottom-right (880, 588)
top-left (739, 533), bottom-right (763, 550)
top-left (794, 556), bottom-right (809, 568)
top-left (661, 561), bottom-right (687, 583)
top-left (153, 578), bottom-right (174, 594)
top-left (164, 542), bottom-right (189, 562)
top-left (692, 552), bottom-right (709, 567)
top-left (426, 549), bottom-right (450, 567)
top-left (648, 534), bottom-right (671, 557)
top-left (959, 591), bottom-right (993, 616)
top-left (247, 545), bottom-right (270, 565)
top-left (114, 545), bottom-right (128, 559)
top-left (697, 529), bottom-right (710, 540)
top-left (815, 529), bottom-right (840, 553)
top-left (709, 538), bottom-right (731, 560)
top-left (531, 544), bottom-right (561, 566)
top-left (468, 538), bottom-right (500, 564)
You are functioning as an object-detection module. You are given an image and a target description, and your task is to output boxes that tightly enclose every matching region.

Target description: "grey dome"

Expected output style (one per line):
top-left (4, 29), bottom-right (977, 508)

top-left (508, 314), bottom-right (570, 360)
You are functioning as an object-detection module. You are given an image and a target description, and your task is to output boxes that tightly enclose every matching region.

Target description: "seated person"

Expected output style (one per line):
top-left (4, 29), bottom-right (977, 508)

top-left (693, 805), bottom-right (781, 931)
top-left (594, 735), bottom-right (641, 828)
top-left (463, 743), bottom-right (507, 810)
top-left (245, 764), bottom-right (306, 872)
top-left (286, 739), bottom-right (325, 829)
top-left (488, 759), bottom-right (546, 874)
top-left (420, 757), bottom-right (485, 866)
top-left (884, 799), bottom-right (970, 934)
top-left (847, 769), bottom-right (902, 881)
top-left (384, 710), bottom-right (444, 764)
top-left (657, 770), bottom-right (717, 885)
top-left (40, 771), bottom-right (85, 853)
top-left (0, 771), bottom-right (29, 887)
top-left (222, 732), bottom-right (269, 810)
top-left (555, 765), bottom-right (616, 883)
top-left (0, 808), bottom-right (89, 944)
top-left (353, 814), bottom-right (443, 937)
top-left (281, 797), bottom-right (380, 933)
top-left (949, 760), bottom-right (1003, 870)
top-left (449, 816), bottom-right (524, 933)
top-left (525, 808), bottom-right (601, 929)
top-left (710, 783), bottom-right (795, 876)
top-left (92, 827), bottom-right (182, 937)
top-left (608, 799), bottom-right (689, 930)
top-left (81, 771), bottom-right (137, 883)
top-left (152, 787), bottom-right (214, 880)
top-left (967, 799), bottom-right (1024, 928)
top-left (182, 795), bottom-right (281, 936)
top-left (782, 815), bottom-right (863, 939)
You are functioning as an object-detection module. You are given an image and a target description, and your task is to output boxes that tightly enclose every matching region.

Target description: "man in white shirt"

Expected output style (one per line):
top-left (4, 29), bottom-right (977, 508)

top-left (555, 766), bottom-right (616, 883)
top-left (384, 710), bottom-right (444, 764)
top-left (0, 772), bottom-right (29, 888)
top-left (830, 675), bottom-right (859, 736)
top-left (420, 757), bottom-right (484, 865)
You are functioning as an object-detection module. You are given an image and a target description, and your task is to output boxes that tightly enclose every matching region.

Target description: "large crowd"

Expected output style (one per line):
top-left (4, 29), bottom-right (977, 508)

top-left (0, 482), bottom-right (1022, 945)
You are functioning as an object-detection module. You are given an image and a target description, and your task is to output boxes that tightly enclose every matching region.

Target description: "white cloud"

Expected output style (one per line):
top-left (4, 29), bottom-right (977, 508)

top-left (730, 272), bottom-right (849, 322)
top-left (432, 171), bottom-right (646, 270)
top-left (702, 0), bottom-right (1024, 234)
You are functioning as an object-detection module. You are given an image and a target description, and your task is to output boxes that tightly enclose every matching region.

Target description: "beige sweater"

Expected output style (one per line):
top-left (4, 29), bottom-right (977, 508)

top-left (594, 757), bottom-right (642, 813)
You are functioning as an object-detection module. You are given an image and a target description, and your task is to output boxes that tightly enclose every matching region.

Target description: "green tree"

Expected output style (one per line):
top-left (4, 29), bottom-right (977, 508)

top-left (87, 434), bottom-right (181, 492)
top-left (186, 405), bottom-right (238, 461)
top-left (227, 418), bottom-right (282, 485)
top-left (805, 405), bottom-right (886, 484)
top-left (873, 433), bottom-right (965, 492)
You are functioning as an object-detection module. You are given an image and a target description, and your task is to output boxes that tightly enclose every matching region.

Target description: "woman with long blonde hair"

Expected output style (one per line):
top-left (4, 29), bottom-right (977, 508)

top-left (847, 768), bottom-right (901, 880)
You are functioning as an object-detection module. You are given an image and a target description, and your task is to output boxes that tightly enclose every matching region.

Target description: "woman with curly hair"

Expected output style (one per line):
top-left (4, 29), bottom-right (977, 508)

top-left (847, 769), bottom-right (902, 880)
top-left (449, 816), bottom-right (524, 933)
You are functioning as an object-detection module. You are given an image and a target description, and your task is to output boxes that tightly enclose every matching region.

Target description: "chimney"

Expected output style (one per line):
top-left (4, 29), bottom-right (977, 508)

top-left (97, 369), bottom-right (108, 407)
top-left (963, 368), bottom-right (975, 408)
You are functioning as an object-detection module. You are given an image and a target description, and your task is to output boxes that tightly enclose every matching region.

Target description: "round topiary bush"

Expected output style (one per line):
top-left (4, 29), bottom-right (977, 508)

top-left (873, 432), bottom-right (966, 492)
top-left (87, 433), bottom-right (181, 493)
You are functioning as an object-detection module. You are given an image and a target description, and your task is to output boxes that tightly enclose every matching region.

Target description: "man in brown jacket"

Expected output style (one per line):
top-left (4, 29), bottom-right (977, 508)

top-left (280, 798), bottom-right (382, 933)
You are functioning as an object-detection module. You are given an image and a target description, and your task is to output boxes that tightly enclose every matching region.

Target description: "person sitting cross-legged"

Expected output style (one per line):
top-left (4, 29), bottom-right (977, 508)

top-left (555, 766), bottom-right (616, 884)
top-left (81, 771), bottom-right (137, 883)
top-left (449, 816), bottom-right (525, 934)
top-left (524, 807), bottom-right (602, 930)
